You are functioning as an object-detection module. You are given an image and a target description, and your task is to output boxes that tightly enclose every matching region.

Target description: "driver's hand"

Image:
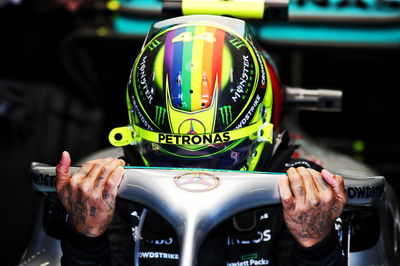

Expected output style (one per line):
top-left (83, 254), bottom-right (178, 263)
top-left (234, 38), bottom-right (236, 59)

top-left (278, 167), bottom-right (347, 247)
top-left (56, 151), bottom-right (125, 237)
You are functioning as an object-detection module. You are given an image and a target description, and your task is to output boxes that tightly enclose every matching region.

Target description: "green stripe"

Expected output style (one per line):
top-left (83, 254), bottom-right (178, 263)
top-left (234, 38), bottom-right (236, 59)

top-left (181, 27), bottom-right (195, 110)
top-left (242, 254), bottom-right (258, 260)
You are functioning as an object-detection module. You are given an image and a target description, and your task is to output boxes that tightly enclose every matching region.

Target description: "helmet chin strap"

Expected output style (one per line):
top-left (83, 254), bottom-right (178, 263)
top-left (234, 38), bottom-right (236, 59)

top-left (256, 121), bottom-right (274, 143)
top-left (245, 121), bottom-right (275, 172)
top-left (108, 119), bottom-right (273, 147)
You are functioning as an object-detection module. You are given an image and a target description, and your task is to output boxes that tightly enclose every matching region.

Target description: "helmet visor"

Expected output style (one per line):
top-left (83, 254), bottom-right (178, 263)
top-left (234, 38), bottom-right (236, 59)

top-left (136, 138), bottom-right (257, 169)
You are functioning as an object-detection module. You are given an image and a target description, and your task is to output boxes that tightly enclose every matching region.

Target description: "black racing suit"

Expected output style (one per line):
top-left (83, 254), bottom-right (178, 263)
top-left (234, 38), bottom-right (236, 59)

top-left (60, 132), bottom-right (344, 266)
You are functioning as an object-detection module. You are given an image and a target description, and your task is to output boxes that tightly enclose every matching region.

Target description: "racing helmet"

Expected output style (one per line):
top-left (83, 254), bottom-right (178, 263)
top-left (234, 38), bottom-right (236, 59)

top-left (109, 15), bottom-right (283, 170)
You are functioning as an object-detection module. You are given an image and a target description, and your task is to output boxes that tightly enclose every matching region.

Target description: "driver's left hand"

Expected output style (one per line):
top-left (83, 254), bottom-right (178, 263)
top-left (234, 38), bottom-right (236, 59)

top-left (278, 167), bottom-right (347, 247)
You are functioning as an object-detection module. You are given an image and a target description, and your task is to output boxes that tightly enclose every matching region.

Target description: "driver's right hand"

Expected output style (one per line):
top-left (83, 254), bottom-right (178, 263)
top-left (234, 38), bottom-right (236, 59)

top-left (56, 151), bottom-right (125, 237)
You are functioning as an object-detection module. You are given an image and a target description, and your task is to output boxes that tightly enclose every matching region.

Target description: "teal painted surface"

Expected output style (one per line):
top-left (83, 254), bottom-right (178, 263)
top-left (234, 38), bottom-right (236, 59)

top-left (117, 0), bottom-right (400, 17)
top-left (113, 0), bottom-right (400, 45)
top-left (119, 0), bottom-right (160, 8)
top-left (289, 0), bottom-right (400, 17)
top-left (259, 24), bottom-right (400, 44)
top-left (114, 16), bottom-right (155, 35)
top-left (114, 16), bottom-right (400, 45)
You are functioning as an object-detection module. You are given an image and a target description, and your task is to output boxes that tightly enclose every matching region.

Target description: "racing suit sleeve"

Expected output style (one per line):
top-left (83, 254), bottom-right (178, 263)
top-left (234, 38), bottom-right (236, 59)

top-left (289, 229), bottom-right (344, 266)
top-left (60, 200), bottom-right (138, 266)
top-left (271, 207), bottom-right (343, 266)
top-left (60, 221), bottom-right (114, 266)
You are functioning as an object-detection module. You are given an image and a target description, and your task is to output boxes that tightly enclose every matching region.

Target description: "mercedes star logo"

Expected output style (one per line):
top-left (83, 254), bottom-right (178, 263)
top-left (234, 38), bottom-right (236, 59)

top-left (174, 172), bottom-right (220, 192)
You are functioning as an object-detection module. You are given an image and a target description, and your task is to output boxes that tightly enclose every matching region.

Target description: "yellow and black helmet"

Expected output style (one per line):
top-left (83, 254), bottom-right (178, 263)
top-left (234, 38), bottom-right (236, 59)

top-left (109, 15), bottom-right (282, 170)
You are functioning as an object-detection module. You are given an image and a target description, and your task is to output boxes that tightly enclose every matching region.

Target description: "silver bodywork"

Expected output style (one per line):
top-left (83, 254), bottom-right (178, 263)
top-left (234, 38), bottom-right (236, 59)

top-left (284, 116), bottom-right (400, 265)
top-left (19, 199), bottom-right (62, 266)
top-left (21, 139), bottom-right (397, 266)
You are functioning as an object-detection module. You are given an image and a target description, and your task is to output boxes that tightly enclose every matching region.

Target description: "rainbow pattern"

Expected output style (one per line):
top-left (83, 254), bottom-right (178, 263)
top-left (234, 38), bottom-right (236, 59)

top-left (164, 25), bottom-right (227, 112)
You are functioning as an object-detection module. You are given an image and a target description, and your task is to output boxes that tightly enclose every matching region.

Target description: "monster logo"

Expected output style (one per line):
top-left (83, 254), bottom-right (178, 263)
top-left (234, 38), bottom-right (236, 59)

top-left (230, 38), bottom-right (246, 50)
top-left (148, 39), bottom-right (161, 52)
top-left (155, 106), bottom-right (167, 126)
top-left (219, 105), bottom-right (233, 126)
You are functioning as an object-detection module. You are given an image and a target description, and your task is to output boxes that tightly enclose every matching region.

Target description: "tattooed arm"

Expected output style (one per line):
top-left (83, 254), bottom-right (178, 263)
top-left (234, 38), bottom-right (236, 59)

top-left (278, 167), bottom-right (347, 248)
top-left (56, 151), bottom-right (125, 237)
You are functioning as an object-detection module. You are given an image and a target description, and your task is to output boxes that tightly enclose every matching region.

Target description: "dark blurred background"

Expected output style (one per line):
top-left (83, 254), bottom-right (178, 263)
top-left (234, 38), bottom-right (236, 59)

top-left (0, 0), bottom-right (399, 265)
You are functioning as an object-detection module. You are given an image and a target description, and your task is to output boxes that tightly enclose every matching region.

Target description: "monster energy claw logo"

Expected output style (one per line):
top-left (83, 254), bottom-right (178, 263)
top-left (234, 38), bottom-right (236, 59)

top-left (230, 38), bottom-right (246, 50)
top-left (155, 106), bottom-right (166, 125)
top-left (219, 105), bottom-right (233, 126)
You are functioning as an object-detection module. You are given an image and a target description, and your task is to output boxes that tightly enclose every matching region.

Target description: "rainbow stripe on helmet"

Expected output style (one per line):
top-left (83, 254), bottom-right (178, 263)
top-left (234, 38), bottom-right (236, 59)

top-left (163, 25), bottom-right (231, 112)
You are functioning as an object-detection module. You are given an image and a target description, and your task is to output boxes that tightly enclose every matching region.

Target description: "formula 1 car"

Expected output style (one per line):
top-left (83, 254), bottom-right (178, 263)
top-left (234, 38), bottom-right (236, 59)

top-left (19, 1), bottom-right (400, 265)
top-left (21, 139), bottom-right (398, 266)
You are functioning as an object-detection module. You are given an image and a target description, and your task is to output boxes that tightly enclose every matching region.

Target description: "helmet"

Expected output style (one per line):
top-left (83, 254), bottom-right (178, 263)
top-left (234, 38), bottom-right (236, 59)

top-left (109, 15), bottom-right (283, 171)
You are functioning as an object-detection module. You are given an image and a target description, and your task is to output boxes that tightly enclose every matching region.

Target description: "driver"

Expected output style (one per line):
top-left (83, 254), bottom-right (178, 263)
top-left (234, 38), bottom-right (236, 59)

top-left (55, 16), bottom-right (347, 265)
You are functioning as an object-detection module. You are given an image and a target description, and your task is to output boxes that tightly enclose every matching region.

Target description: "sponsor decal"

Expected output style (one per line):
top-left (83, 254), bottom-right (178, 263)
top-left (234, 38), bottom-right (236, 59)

top-left (235, 94), bottom-right (261, 130)
top-left (131, 97), bottom-right (153, 131)
top-left (178, 119), bottom-right (206, 134)
top-left (220, 105), bottom-right (233, 126)
top-left (145, 238), bottom-right (174, 245)
top-left (131, 211), bottom-right (140, 219)
top-left (137, 56), bottom-right (154, 105)
top-left (155, 106), bottom-right (166, 126)
top-left (254, 50), bottom-right (266, 88)
top-left (347, 186), bottom-right (384, 200)
top-left (131, 211), bottom-right (141, 241)
top-left (242, 254), bottom-right (258, 260)
top-left (230, 38), bottom-right (246, 50)
top-left (148, 39), bottom-right (161, 51)
top-left (227, 229), bottom-right (271, 246)
top-left (260, 213), bottom-right (269, 221)
top-left (139, 252), bottom-right (179, 260)
top-left (175, 172), bottom-right (220, 192)
top-left (335, 218), bottom-right (343, 242)
top-left (158, 132), bottom-right (230, 145)
top-left (32, 173), bottom-right (56, 188)
top-left (284, 161), bottom-right (311, 169)
top-left (227, 258), bottom-right (270, 266)
top-left (132, 226), bottom-right (139, 241)
top-left (232, 55), bottom-right (253, 102)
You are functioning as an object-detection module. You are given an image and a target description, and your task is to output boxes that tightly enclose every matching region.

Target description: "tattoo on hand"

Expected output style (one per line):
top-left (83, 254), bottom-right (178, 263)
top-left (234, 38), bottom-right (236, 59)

top-left (291, 211), bottom-right (330, 240)
top-left (57, 171), bottom-right (119, 237)
top-left (90, 206), bottom-right (96, 217)
top-left (102, 190), bottom-right (115, 210)
top-left (73, 189), bottom-right (88, 223)
top-left (95, 176), bottom-right (104, 188)
top-left (298, 187), bottom-right (304, 196)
